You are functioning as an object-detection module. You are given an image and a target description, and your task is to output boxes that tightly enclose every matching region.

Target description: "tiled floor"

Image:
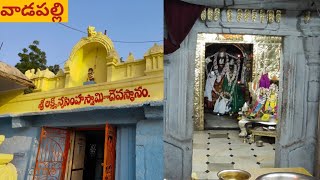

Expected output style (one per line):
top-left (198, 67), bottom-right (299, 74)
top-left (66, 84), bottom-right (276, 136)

top-left (204, 113), bottom-right (239, 129)
top-left (192, 130), bottom-right (275, 180)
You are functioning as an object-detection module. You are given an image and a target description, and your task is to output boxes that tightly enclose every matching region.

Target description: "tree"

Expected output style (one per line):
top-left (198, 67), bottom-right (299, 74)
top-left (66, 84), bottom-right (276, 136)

top-left (48, 64), bottom-right (60, 75)
top-left (15, 40), bottom-right (60, 74)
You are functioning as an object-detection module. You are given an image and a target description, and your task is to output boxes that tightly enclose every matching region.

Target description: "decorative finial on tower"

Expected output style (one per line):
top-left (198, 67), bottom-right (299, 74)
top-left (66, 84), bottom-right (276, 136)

top-left (87, 26), bottom-right (97, 37)
top-left (126, 52), bottom-right (135, 62)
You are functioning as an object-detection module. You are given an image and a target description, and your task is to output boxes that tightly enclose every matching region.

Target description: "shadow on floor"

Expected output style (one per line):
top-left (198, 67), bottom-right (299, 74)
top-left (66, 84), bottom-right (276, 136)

top-left (204, 113), bottom-right (239, 130)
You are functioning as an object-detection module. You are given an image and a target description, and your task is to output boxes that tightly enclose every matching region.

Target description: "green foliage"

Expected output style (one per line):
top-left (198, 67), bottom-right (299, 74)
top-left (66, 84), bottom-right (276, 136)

top-left (48, 64), bottom-right (60, 74)
top-left (15, 40), bottom-right (59, 74)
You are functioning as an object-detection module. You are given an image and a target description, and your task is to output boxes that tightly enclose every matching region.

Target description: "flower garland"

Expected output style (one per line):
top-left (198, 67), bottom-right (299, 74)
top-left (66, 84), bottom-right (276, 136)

top-left (225, 60), bottom-right (238, 87)
top-left (223, 58), bottom-right (241, 100)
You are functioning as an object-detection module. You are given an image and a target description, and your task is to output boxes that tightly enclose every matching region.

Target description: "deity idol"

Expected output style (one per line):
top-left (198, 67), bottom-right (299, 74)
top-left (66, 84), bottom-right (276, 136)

top-left (249, 87), bottom-right (267, 118)
top-left (212, 50), bottom-right (227, 104)
top-left (220, 58), bottom-right (244, 114)
top-left (264, 84), bottom-right (278, 114)
top-left (204, 48), bottom-right (228, 109)
top-left (87, 68), bottom-right (95, 82)
top-left (213, 92), bottom-right (231, 115)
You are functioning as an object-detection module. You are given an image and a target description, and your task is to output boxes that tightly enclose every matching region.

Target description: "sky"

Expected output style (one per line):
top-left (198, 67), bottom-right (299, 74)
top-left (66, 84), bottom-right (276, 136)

top-left (0, 0), bottom-right (163, 67)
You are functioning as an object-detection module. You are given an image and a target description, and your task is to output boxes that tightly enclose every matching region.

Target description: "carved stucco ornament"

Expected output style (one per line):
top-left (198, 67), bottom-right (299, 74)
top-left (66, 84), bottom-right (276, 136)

top-left (260, 9), bottom-right (265, 23)
top-left (87, 26), bottom-right (97, 37)
top-left (237, 9), bottom-right (243, 22)
top-left (304, 11), bottom-right (311, 24)
top-left (244, 9), bottom-right (250, 22)
top-left (25, 69), bottom-right (36, 79)
top-left (107, 49), bottom-right (120, 59)
top-left (56, 69), bottom-right (65, 77)
top-left (64, 26), bottom-right (115, 72)
top-left (144, 43), bottom-right (163, 56)
top-left (64, 60), bottom-right (70, 72)
top-left (41, 68), bottom-right (55, 78)
top-left (275, 10), bottom-right (281, 23)
top-left (214, 8), bottom-right (220, 21)
top-left (200, 9), bottom-right (206, 21)
top-left (207, 8), bottom-right (214, 21)
top-left (126, 52), bottom-right (135, 62)
top-left (267, 10), bottom-right (275, 24)
top-left (252, 9), bottom-right (257, 22)
top-left (227, 9), bottom-right (232, 22)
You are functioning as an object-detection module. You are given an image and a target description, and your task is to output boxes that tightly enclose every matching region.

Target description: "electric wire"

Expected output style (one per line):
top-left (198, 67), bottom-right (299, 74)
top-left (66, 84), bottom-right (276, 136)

top-left (57, 23), bottom-right (163, 44)
top-left (58, 23), bottom-right (86, 34)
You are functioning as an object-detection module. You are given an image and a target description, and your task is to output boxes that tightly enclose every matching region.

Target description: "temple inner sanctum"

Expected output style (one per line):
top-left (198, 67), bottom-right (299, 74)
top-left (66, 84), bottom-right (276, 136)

top-left (204, 43), bottom-right (251, 129)
top-left (192, 34), bottom-right (281, 178)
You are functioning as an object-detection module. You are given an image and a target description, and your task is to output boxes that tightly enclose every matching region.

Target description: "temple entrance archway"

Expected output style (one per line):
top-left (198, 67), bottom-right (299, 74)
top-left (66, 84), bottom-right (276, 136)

top-left (192, 34), bottom-right (282, 178)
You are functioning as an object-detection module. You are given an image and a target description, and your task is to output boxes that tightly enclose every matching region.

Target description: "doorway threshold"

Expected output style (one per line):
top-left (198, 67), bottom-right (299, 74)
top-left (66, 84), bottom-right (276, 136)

top-left (204, 113), bottom-right (239, 130)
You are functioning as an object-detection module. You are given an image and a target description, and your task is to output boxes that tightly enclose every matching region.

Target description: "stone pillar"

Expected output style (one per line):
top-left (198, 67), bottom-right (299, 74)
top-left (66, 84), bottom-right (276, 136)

top-left (301, 13), bottom-right (320, 175)
top-left (106, 50), bottom-right (119, 82)
top-left (164, 40), bottom-right (194, 179)
top-left (276, 12), bottom-right (320, 174)
top-left (316, 104), bottom-right (320, 179)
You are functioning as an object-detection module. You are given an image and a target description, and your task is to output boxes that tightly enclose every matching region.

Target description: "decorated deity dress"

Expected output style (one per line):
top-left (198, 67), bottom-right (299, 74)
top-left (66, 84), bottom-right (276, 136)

top-left (263, 83), bottom-right (279, 120)
top-left (250, 88), bottom-right (267, 117)
top-left (205, 49), bottom-right (228, 109)
top-left (265, 91), bottom-right (277, 113)
top-left (205, 71), bottom-right (216, 102)
top-left (221, 59), bottom-right (244, 114)
top-left (213, 92), bottom-right (231, 114)
top-left (248, 74), bottom-right (279, 120)
top-left (259, 73), bottom-right (270, 89)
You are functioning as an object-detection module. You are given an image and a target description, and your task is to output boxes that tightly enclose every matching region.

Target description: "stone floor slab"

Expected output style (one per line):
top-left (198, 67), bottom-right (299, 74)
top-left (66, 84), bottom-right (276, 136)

top-left (208, 163), bottom-right (234, 172)
top-left (204, 113), bottom-right (239, 130)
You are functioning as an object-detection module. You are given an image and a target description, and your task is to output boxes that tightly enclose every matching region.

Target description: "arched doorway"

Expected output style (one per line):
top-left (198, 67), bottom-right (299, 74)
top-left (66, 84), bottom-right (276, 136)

top-left (192, 34), bottom-right (282, 178)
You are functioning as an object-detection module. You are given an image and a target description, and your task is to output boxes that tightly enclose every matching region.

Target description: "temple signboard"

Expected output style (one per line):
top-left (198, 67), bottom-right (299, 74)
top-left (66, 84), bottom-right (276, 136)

top-left (0, 0), bottom-right (68, 22)
top-left (38, 86), bottom-right (150, 110)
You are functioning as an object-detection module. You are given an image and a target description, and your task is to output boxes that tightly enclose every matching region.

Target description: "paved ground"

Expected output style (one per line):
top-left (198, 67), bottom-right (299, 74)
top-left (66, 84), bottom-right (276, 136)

top-left (192, 130), bottom-right (275, 180)
top-left (204, 113), bottom-right (239, 130)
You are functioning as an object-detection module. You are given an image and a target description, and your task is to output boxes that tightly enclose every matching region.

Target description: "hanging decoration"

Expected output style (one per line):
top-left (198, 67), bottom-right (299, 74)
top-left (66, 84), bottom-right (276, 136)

top-left (275, 10), bottom-right (281, 23)
top-left (227, 9), bottom-right (233, 22)
top-left (267, 10), bottom-right (275, 24)
top-left (207, 8), bottom-right (214, 21)
top-left (260, 9), bottom-right (265, 23)
top-left (200, 9), bottom-right (207, 21)
top-left (198, 8), bottom-right (282, 24)
top-left (237, 9), bottom-right (243, 22)
top-left (214, 8), bottom-right (220, 21)
top-left (244, 9), bottom-right (250, 22)
top-left (252, 9), bottom-right (257, 22)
